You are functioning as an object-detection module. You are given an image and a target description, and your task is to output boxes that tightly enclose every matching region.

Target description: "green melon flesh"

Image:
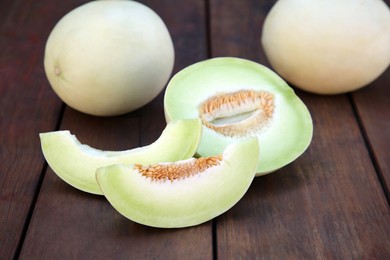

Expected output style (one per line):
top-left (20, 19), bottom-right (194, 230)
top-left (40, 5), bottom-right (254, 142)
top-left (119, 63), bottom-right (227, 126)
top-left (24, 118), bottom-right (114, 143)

top-left (164, 57), bottom-right (313, 175)
top-left (96, 137), bottom-right (259, 228)
top-left (39, 119), bottom-right (202, 195)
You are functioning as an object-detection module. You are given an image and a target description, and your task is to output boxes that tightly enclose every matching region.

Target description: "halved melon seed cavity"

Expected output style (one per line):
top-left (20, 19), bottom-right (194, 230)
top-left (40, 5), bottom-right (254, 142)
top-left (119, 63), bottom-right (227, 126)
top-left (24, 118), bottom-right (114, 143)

top-left (96, 138), bottom-right (260, 228)
top-left (199, 90), bottom-right (274, 137)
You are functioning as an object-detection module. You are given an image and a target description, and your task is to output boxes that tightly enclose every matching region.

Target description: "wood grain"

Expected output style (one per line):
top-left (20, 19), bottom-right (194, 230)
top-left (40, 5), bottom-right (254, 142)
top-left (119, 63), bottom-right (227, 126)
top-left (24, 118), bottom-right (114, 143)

top-left (0, 0), bottom-right (85, 258)
top-left (352, 68), bottom-right (390, 199)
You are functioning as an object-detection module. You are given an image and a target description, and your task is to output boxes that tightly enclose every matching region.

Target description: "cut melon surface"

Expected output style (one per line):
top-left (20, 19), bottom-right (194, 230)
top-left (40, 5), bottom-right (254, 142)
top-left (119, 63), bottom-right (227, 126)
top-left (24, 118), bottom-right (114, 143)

top-left (164, 57), bottom-right (313, 175)
top-left (96, 137), bottom-right (260, 228)
top-left (39, 119), bottom-right (202, 195)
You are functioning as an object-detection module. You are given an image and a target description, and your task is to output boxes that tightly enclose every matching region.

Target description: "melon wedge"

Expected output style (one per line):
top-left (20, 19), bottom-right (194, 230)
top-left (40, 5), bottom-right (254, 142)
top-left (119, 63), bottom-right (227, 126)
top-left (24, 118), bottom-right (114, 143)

top-left (96, 137), bottom-right (260, 228)
top-left (39, 119), bottom-right (202, 195)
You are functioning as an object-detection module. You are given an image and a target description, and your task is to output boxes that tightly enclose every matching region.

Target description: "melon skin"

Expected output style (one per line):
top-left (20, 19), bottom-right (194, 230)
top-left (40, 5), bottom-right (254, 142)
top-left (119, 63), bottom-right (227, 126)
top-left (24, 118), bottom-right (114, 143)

top-left (39, 119), bottom-right (202, 195)
top-left (261, 0), bottom-right (390, 94)
top-left (163, 57), bottom-right (313, 175)
top-left (96, 138), bottom-right (260, 228)
top-left (44, 0), bottom-right (174, 116)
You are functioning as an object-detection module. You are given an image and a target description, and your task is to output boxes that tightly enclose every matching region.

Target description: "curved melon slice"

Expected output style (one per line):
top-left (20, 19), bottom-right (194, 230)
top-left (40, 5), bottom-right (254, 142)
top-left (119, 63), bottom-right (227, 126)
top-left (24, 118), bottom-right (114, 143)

top-left (96, 137), bottom-right (260, 228)
top-left (164, 57), bottom-right (313, 175)
top-left (39, 119), bottom-right (202, 195)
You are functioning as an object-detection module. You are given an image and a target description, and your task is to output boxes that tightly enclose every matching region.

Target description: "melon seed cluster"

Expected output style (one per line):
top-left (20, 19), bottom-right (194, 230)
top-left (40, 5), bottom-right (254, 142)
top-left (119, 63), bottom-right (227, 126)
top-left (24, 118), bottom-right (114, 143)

top-left (135, 155), bottom-right (223, 182)
top-left (199, 90), bottom-right (275, 137)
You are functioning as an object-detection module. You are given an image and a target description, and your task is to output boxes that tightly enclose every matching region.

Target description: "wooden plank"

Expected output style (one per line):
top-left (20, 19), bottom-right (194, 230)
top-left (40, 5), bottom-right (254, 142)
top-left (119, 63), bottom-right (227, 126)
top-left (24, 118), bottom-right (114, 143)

top-left (352, 68), bottom-right (390, 198)
top-left (208, 0), bottom-right (275, 63)
top-left (350, 0), bottom-right (390, 199)
top-left (209, 0), bottom-right (390, 258)
top-left (19, 0), bottom-right (212, 259)
top-left (0, 0), bottom-right (85, 258)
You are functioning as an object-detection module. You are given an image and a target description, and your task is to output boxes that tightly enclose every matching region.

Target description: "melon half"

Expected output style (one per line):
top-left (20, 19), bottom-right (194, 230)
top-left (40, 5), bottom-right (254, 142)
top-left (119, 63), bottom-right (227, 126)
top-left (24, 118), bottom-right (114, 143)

top-left (40, 119), bottom-right (202, 195)
top-left (96, 137), bottom-right (260, 228)
top-left (164, 57), bottom-right (313, 175)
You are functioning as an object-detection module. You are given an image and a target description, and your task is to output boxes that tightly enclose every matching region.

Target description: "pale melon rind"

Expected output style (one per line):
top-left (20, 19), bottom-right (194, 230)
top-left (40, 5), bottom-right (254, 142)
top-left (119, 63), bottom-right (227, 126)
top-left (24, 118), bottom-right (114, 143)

top-left (96, 138), bottom-right (260, 228)
top-left (39, 119), bottom-right (202, 195)
top-left (163, 57), bottom-right (313, 175)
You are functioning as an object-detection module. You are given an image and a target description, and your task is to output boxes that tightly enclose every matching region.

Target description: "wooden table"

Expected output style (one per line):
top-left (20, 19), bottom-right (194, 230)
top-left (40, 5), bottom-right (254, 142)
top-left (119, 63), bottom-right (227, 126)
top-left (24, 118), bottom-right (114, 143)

top-left (2, 0), bottom-right (390, 259)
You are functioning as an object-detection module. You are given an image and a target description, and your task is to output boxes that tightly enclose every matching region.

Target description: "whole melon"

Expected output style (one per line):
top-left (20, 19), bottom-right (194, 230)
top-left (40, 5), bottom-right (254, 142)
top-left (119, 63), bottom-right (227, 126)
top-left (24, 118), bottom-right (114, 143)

top-left (261, 0), bottom-right (390, 94)
top-left (44, 0), bottom-right (175, 116)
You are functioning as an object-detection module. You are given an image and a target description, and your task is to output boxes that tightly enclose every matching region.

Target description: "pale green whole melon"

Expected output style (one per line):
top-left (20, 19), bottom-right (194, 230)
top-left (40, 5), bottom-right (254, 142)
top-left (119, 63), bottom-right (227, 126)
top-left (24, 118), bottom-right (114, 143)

top-left (44, 0), bottom-right (174, 116)
top-left (164, 57), bottom-right (313, 175)
top-left (261, 0), bottom-right (390, 94)
top-left (96, 138), bottom-right (260, 228)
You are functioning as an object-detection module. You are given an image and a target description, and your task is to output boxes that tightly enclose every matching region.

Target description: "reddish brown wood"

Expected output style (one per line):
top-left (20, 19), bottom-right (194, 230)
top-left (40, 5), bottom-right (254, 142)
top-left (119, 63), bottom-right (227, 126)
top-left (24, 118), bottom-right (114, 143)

top-left (209, 0), bottom-right (276, 65)
top-left (18, 0), bottom-right (212, 259)
top-left (209, 0), bottom-right (390, 258)
top-left (352, 68), bottom-right (390, 198)
top-left (0, 0), bottom-right (85, 258)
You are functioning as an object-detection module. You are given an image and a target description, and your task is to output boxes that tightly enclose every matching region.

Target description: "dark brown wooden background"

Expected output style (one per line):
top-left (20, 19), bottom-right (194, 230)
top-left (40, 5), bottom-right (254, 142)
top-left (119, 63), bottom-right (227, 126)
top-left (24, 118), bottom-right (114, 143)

top-left (1, 0), bottom-right (389, 259)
